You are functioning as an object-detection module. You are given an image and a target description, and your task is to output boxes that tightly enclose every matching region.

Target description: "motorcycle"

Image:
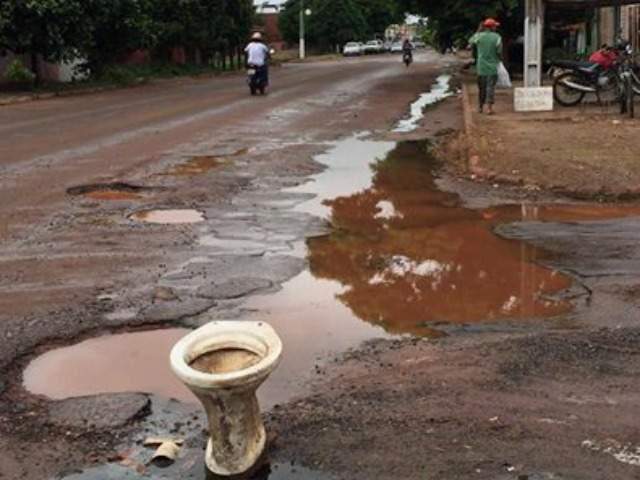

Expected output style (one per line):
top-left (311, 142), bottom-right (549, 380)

top-left (247, 48), bottom-right (275, 96)
top-left (551, 43), bottom-right (632, 107)
top-left (403, 51), bottom-right (413, 68)
top-left (247, 64), bottom-right (268, 95)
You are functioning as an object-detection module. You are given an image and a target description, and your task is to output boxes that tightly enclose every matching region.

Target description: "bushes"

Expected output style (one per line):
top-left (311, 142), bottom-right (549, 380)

top-left (5, 59), bottom-right (35, 86)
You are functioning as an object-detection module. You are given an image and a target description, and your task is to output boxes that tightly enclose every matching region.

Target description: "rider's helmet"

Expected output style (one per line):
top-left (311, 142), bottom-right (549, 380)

top-left (252, 32), bottom-right (263, 41)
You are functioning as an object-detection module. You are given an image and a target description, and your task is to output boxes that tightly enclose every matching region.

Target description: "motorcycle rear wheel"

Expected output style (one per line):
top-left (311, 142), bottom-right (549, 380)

top-left (553, 72), bottom-right (586, 107)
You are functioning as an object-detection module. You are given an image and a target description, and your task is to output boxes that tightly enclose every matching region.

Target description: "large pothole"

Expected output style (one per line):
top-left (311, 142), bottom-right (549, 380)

top-left (67, 182), bottom-right (155, 201)
top-left (23, 328), bottom-right (287, 409)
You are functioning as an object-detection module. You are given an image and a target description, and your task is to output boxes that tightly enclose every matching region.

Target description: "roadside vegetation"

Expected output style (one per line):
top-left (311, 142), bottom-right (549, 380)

top-left (279, 0), bottom-right (522, 55)
top-left (400, 0), bottom-right (522, 51)
top-left (0, 0), bottom-right (526, 92)
top-left (0, 0), bottom-right (254, 88)
top-left (279, 0), bottom-right (402, 53)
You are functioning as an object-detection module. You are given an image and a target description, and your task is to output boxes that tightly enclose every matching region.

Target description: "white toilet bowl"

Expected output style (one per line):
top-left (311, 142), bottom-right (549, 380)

top-left (170, 321), bottom-right (282, 476)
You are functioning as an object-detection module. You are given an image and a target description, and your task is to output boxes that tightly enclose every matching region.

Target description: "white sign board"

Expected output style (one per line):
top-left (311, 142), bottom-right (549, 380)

top-left (514, 87), bottom-right (553, 112)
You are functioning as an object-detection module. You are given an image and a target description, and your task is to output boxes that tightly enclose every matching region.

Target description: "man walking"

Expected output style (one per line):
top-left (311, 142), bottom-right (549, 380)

top-left (470, 18), bottom-right (502, 114)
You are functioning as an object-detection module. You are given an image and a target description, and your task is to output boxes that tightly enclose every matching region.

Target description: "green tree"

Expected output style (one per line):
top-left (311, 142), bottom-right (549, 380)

top-left (278, 0), bottom-right (310, 46)
top-left (280, 0), bottom-right (369, 52)
top-left (354, 0), bottom-right (401, 37)
top-left (310, 0), bottom-right (368, 51)
top-left (0, 0), bottom-right (91, 83)
top-left (82, 0), bottom-right (157, 75)
top-left (152, 0), bottom-right (206, 62)
top-left (398, 0), bottom-right (521, 51)
top-left (219, 0), bottom-right (255, 67)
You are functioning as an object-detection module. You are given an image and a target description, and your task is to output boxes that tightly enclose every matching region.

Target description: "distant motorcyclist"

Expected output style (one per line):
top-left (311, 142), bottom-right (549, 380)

top-left (244, 32), bottom-right (271, 93)
top-left (402, 38), bottom-right (413, 67)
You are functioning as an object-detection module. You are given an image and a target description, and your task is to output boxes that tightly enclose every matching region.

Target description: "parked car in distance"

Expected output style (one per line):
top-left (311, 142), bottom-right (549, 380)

top-left (390, 42), bottom-right (404, 53)
top-left (343, 42), bottom-right (363, 56)
top-left (383, 41), bottom-right (393, 52)
top-left (363, 40), bottom-right (384, 54)
top-left (391, 41), bottom-right (414, 53)
top-left (413, 40), bottom-right (426, 49)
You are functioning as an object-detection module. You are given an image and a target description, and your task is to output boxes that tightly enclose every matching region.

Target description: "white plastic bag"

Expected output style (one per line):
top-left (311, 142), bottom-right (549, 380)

top-left (497, 62), bottom-right (512, 88)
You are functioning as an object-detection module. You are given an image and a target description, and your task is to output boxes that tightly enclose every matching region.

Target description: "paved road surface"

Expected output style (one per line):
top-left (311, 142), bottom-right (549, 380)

top-left (0, 51), bottom-right (453, 367)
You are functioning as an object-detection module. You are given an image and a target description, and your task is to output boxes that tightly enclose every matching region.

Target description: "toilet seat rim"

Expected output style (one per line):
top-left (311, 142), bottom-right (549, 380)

top-left (170, 321), bottom-right (282, 388)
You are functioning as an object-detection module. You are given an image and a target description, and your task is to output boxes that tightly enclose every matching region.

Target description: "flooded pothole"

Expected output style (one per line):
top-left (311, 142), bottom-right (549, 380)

top-left (160, 149), bottom-right (248, 176)
top-left (23, 329), bottom-right (284, 409)
top-left (163, 156), bottom-right (227, 176)
top-left (67, 183), bottom-right (154, 201)
top-left (129, 209), bottom-right (205, 224)
top-left (23, 330), bottom-right (191, 402)
top-left (302, 140), bottom-right (640, 334)
top-left (27, 135), bottom-right (640, 412)
top-left (393, 74), bottom-right (453, 133)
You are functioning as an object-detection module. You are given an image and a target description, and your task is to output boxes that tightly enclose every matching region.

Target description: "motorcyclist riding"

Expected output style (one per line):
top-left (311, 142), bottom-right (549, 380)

top-left (402, 38), bottom-right (413, 67)
top-left (244, 32), bottom-right (271, 95)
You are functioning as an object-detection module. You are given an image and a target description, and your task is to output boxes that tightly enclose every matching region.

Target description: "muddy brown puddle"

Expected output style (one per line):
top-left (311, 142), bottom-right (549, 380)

top-left (67, 182), bottom-right (152, 201)
top-left (23, 329), bottom-right (192, 403)
top-left (159, 149), bottom-right (247, 177)
top-left (23, 135), bottom-right (640, 410)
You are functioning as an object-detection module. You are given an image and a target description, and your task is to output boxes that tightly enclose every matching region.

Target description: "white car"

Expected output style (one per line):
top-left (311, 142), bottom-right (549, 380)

top-left (343, 42), bottom-right (363, 56)
top-left (363, 40), bottom-right (384, 54)
top-left (390, 42), bottom-right (406, 53)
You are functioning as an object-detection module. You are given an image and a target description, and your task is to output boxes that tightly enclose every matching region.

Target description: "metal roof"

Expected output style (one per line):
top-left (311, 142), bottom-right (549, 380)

top-left (547, 0), bottom-right (640, 6)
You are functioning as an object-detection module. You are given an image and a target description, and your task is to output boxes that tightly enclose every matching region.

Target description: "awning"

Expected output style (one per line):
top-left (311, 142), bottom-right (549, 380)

top-left (547, 0), bottom-right (640, 6)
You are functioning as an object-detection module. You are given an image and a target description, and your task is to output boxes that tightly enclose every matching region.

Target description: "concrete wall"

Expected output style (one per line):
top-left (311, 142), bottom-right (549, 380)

top-left (621, 5), bottom-right (640, 51)
top-left (598, 7), bottom-right (617, 45)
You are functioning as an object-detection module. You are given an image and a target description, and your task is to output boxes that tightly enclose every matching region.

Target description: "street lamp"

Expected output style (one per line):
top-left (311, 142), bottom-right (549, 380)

top-left (299, 1), bottom-right (312, 60)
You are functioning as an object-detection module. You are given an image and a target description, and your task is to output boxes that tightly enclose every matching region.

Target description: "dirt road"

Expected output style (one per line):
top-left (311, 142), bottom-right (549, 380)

top-left (2, 50), bottom-right (640, 480)
top-left (0, 51), bottom-right (454, 367)
top-left (0, 51), bottom-right (462, 479)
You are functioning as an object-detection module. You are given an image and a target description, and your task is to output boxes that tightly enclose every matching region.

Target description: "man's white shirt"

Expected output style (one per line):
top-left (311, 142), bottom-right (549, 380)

top-left (245, 42), bottom-right (269, 66)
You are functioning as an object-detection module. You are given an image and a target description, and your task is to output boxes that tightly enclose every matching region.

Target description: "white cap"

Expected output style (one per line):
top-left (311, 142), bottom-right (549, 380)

top-left (252, 32), bottom-right (263, 41)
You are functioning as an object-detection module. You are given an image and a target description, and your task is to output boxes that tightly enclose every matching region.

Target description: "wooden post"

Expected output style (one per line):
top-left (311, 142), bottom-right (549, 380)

top-left (524, 0), bottom-right (545, 87)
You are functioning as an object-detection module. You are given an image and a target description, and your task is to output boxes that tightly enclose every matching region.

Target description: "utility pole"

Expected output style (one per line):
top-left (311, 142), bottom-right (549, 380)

top-left (299, 0), bottom-right (306, 60)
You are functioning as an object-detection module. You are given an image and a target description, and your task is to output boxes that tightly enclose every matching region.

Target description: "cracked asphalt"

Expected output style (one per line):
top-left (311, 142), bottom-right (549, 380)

top-left (2, 49), bottom-right (640, 480)
top-left (0, 51), bottom-right (460, 479)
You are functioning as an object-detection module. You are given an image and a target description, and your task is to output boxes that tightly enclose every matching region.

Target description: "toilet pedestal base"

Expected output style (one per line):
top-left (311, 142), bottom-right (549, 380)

top-left (196, 387), bottom-right (266, 477)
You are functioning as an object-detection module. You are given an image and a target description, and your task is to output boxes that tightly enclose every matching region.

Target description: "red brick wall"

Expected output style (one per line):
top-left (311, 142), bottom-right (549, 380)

top-left (261, 13), bottom-right (287, 50)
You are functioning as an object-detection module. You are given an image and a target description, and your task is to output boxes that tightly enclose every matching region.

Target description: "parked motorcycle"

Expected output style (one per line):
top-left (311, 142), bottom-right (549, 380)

top-left (551, 43), bottom-right (632, 107)
top-left (552, 61), bottom-right (620, 106)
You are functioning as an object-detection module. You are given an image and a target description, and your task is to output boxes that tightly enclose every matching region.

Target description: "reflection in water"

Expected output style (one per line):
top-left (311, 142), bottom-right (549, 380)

top-left (307, 141), bottom-right (640, 335)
